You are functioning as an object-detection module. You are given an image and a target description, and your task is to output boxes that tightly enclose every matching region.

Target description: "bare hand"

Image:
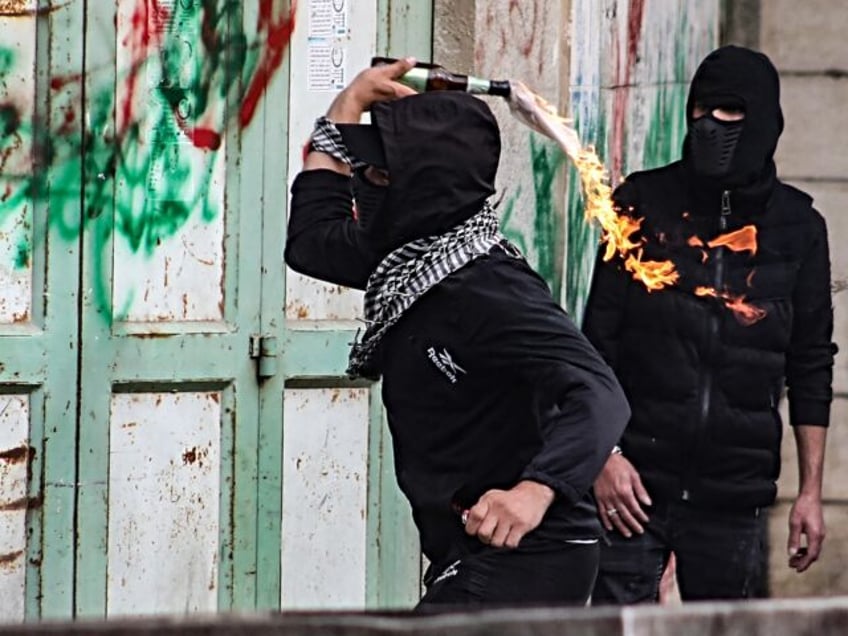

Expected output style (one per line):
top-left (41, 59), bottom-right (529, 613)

top-left (593, 454), bottom-right (652, 537)
top-left (463, 480), bottom-right (555, 549)
top-left (788, 493), bottom-right (825, 572)
top-left (327, 57), bottom-right (418, 123)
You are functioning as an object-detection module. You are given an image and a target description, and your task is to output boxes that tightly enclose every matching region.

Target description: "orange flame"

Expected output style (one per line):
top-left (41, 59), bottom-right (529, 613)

top-left (725, 296), bottom-right (767, 326)
top-left (506, 82), bottom-right (765, 314)
top-left (571, 144), bottom-right (680, 290)
top-left (508, 82), bottom-right (679, 291)
top-left (708, 225), bottom-right (757, 255)
top-left (694, 287), bottom-right (766, 326)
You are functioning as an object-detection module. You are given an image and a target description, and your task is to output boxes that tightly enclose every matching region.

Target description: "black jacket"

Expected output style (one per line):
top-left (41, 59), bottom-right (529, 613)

top-left (286, 92), bottom-right (630, 570)
top-left (583, 47), bottom-right (835, 510)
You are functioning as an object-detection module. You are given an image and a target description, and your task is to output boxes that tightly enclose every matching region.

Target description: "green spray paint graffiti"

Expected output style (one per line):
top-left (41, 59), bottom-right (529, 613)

top-left (530, 135), bottom-right (565, 294)
top-left (564, 5), bottom-right (704, 323)
top-left (0, 0), bottom-right (295, 320)
top-left (564, 111), bottom-right (606, 320)
top-left (516, 63), bottom-right (689, 322)
top-left (642, 20), bottom-right (690, 171)
top-left (501, 134), bottom-right (565, 295)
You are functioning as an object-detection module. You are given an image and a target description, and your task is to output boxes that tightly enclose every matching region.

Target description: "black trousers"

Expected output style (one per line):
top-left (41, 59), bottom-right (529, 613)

top-left (591, 499), bottom-right (767, 604)
top-left (416, 542), bottom-right (599, 610)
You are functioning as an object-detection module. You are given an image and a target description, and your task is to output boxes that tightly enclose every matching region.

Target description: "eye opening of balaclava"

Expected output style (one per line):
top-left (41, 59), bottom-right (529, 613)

top-left (337, 123), bottom-right (390, 237)
top-left (351, 167), bottom-right (389, 236)
top-left (684, 46), bottom-right (783, 189)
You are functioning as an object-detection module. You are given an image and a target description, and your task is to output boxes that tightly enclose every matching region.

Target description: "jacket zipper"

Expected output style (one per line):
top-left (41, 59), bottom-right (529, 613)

top-left (683, 190), bottom-right (731, 501)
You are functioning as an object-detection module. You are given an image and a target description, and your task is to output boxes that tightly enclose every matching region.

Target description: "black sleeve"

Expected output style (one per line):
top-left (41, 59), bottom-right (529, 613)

top-left (284, 169), bottom-right (381, 290)
top-left (580, 181), bottom-right (637, 372)
top-left (467, 260), bottom-right (631, 505)
top-left (786, 210), bottom-right (836, 426)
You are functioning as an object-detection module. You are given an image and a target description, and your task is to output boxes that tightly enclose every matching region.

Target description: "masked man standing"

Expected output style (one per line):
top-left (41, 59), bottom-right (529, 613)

top-left (584, 46), bottom-right (836, 603)
top-left (285, 58), bottom-right (630, 608)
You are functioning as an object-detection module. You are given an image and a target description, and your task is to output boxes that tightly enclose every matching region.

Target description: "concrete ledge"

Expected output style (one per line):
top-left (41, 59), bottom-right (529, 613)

top-left (2, 597), bottom-right (848, 635)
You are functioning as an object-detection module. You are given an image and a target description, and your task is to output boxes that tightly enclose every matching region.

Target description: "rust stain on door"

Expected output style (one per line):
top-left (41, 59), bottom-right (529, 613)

top-left (0, 444), bottom-right (35, 482)
top-left (0, 550), bottom-right (23, 568)
top-left (0, 494), bottom-right (42, 511)
top-left (181, 445), bottom-right (209, 468)
top-left (0, 1), bottom-right (56, 16)
top-left (0, 444), bottom-right (30, 462)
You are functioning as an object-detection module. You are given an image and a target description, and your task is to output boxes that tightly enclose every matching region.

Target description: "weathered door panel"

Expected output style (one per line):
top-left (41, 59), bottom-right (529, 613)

top-left (0, 396), bottom-right (31, 621)
top-left (106, 392), bottom-right (223, 615)
top-left (280, 388), bottom-right (370, 609)
top-left (73, 0), bottom-right (267, 617)
top-left (0, 1), bottom-right (82, 621)
top-left (258, 0), bottom-right (432, 611)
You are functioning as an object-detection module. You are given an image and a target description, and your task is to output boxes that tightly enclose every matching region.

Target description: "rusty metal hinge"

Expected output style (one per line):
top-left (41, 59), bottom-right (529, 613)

top-left (249, 335), bottom-right (278, 379)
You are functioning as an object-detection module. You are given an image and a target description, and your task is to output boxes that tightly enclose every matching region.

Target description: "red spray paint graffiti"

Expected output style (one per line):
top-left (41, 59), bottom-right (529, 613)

top-left (112, 0), bottom-right (297, 150)
top-left (0, 0), bottom-right (300, 314)
top-left (240, 0), bottom-right (297, 128)
top-left (610, 0), bottom-right (645, 182)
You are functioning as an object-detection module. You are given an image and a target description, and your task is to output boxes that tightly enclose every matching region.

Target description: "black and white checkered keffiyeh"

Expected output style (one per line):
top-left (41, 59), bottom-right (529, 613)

top-left (347, 203), bottom-right (519, 379)
top-left (309, 116), bottom-right (366, 169)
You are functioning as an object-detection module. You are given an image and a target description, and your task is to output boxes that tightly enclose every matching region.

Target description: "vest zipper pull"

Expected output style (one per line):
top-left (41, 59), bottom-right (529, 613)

top-left (720, 190), bottom-right (732, 231)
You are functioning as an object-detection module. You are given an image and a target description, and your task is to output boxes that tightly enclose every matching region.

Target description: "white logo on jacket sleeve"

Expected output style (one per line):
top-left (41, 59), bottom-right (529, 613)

top-left (427, 347), bottom-right (466, 384)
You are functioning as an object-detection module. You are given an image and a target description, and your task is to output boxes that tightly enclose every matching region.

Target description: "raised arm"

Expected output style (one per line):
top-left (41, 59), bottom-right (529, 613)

top-left (285, 58), bottom-right (417, 289)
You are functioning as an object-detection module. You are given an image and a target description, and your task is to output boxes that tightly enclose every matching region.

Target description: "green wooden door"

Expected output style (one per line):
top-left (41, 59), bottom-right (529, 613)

top-left (1, 0), bottom-right (433, 621)
top-left (0, 3), bottom-right (82, 621)
top-left (255, 0), bottom-right (434, 611)
top-left (72, 0), bottom-right (266, 618)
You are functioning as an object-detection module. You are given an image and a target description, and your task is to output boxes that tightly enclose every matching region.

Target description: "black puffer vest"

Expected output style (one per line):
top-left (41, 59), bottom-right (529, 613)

top-left (583, 46), bottom-right (834, 510)
top-left (591, 162), bottom-right (832, 509)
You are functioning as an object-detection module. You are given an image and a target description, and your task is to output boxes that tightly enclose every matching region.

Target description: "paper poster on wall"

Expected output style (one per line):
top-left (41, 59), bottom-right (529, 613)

top-left (309, 0), bottom-right (349, 38)
top-left (307, 43), bottom-right (346, 91)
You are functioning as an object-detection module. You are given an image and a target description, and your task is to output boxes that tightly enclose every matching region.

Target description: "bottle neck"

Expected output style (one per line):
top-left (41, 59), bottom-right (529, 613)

top-left (487, 80), bottom-right (511, 98)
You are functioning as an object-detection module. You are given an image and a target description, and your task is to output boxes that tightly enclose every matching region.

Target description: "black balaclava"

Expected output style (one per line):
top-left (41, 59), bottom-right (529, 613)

top-left (342, 92), bottom-right (500, 256)
top-left (684, 46), bottom-right (784, 190)
top-left (337, 123), bottom-right (392, 239)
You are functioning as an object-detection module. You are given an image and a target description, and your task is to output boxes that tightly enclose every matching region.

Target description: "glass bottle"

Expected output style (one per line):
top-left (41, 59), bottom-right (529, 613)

top-left (371, 57), bottom-right (511, 98)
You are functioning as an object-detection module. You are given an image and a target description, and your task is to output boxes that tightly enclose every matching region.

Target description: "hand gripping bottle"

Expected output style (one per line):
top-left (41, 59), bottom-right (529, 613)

top-left (371, 57), bottom-right (511, 98)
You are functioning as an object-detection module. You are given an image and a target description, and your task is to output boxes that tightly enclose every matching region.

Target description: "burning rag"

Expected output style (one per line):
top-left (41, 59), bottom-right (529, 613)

top-left (347, 204), bottom-right (517, 379)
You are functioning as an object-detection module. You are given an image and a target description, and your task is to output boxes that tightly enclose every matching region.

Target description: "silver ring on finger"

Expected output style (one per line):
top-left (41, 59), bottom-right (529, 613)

top-left (607, 508), bottom-right (618, 516)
